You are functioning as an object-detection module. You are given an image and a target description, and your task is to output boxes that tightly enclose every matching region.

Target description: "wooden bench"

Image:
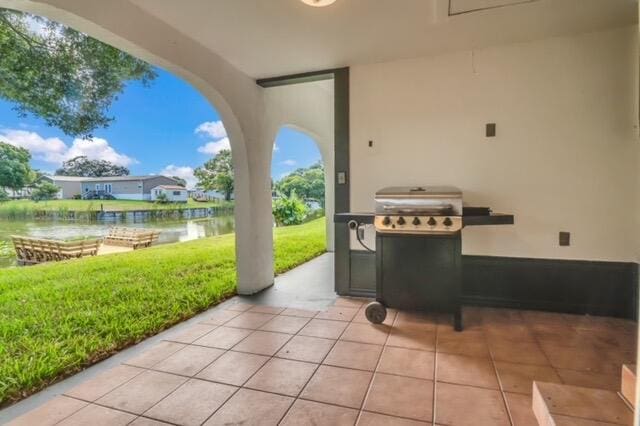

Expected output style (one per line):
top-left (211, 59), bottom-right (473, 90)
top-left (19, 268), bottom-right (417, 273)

top-left (12, 236), bottom-right (102, 265)
top-left (104, 227), bottom-right (160, 250)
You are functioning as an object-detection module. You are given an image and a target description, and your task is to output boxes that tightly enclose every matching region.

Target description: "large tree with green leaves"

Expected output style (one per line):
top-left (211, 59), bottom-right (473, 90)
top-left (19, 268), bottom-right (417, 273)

top-left (275, 162), bottom-right (325, 207)
top-left (0, 141), bottom-right (33, 194)
top-left (55, 156), bottom-right (129, 177)
top-left (0, 9), bottom-right (156, 137)
top-left (194, 149), bottom-right (234, 201)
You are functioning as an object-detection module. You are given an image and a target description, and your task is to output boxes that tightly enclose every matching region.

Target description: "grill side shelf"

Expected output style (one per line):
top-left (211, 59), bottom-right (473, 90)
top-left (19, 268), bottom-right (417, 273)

top-left (463, 213), bottom-right (514, 226)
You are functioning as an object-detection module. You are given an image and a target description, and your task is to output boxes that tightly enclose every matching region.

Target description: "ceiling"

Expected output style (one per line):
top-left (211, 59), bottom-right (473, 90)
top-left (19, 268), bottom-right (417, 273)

top-left (130, 0), bottom-right (638, 79)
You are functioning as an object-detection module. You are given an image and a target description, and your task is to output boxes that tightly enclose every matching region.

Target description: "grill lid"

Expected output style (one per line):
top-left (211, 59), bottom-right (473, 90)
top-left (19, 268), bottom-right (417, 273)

top-left (375, 186), bottom-right (462, 198)
top-left (374, 186), bottom-right (463, 216)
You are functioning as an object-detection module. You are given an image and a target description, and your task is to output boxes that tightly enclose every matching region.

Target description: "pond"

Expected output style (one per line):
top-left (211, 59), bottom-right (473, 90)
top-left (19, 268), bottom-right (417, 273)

top-left (0, 216), bottom-right (235, 268)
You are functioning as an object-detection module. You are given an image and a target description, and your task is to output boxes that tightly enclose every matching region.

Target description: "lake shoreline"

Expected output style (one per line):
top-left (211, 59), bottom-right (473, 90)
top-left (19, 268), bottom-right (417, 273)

top-left (0, 199), bottom-right (234, 220)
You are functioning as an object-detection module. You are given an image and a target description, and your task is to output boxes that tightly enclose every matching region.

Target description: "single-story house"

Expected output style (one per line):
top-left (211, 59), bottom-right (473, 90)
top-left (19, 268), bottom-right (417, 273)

top-left (44, 175), bottom-right (182, 200)
top-left (150, 185), bottom-right (188, 202)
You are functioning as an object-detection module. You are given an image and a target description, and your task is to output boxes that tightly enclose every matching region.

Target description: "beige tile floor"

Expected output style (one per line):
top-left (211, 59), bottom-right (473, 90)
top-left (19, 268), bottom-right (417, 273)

top-left (9, 300), bottom-right (637, 426)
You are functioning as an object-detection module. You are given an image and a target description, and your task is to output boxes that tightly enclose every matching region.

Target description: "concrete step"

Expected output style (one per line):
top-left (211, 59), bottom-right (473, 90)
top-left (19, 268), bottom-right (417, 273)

top-left (532, 381), bottom-right (633, 426)
top-left (620, 364), bottom-right (636, 408)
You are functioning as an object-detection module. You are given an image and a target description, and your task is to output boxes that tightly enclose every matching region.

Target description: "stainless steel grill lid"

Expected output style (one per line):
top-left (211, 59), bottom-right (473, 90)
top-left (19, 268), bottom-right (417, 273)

top-left (375, 186), bottom-right (462, 216)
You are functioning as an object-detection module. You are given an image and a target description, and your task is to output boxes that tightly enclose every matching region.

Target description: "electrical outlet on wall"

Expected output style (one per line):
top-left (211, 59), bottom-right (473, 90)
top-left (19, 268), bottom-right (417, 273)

top-left (486, 123), bottom-right (496, 137)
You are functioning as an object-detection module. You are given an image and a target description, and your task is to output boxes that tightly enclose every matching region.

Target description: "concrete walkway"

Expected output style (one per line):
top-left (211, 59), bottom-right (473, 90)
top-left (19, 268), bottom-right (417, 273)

top-left (0, 253), bottom-right (336, 424)
top-left (238, 253), bottom-right (336, 311)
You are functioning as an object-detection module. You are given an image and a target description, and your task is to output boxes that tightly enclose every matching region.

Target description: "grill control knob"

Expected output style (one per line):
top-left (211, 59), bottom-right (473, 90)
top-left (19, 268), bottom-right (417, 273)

top-left (382, 216), bottom-right (391, 226)
top-left (412, 217), bottom-right (421, 226)
top-left (443, 217), bottom-right (453, 227)
top-left (427, 217), bottom-right (437, 226)
top-left (397, 217), bottom-right (406, 225)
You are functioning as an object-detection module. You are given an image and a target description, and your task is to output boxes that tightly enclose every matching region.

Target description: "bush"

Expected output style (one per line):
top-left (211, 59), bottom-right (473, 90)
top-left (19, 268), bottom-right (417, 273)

top-left (31, 182), bottom-right (60, 201)
top-left (304, 208), bottom-right (325, 222)
top-left (273, 191), bottom-right (309, 226)
top-left (71, 194), bottom-right (82, 200)
top-left (155, 192), bottom-right (169, 204)
top-left (0, 189), bottom-right (8, 202)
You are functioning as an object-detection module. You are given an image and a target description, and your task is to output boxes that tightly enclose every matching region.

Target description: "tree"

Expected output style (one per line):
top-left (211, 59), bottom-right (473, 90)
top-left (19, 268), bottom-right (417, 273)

top-left (194, 149), bottom-right (234, 201)
top-left (276, 162), bottom-right (325, 207)
top-left (31, 181), bottom-right (59, 201)
top-left (0, 141), bottom-right (33, 195)
top-left (0, 9), bottom-right (156, 137)
top-left (171, 176), bottom-right (187, 187)
top-left (55, 156), bottom-right (129, 177)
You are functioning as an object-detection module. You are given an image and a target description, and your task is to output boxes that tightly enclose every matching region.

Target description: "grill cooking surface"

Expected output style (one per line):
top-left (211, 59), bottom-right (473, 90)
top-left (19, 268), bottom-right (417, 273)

top-left (374, 186), bottom-right (463, 235)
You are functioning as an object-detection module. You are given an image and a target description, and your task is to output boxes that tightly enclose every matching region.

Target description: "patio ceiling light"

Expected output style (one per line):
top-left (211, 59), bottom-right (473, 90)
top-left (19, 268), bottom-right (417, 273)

top-left (300, 0), bottom-right (337, 7)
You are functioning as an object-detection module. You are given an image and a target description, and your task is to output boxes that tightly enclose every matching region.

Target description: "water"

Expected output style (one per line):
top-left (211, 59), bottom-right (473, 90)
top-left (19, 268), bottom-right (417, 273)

top-left (0, 216), bottom-right (235, 268)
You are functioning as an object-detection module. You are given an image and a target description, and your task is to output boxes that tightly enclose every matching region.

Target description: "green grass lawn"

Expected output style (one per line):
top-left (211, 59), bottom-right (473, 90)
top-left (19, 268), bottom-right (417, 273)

top-left (0, 198), bottom-right (233, 217)
top-left (0, 218), bottom-right (326, 406)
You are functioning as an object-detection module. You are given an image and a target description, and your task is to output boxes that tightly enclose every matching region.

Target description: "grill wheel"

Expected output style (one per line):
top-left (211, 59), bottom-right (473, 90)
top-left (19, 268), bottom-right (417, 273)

top-left (365, 301), bottom-right (387, 324)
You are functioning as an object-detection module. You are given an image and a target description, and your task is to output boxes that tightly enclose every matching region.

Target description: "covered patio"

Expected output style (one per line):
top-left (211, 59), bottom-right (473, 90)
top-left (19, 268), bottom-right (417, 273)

top-left (0, 0), bottom-right (639, 424)
top-left (6, 288), bottom-right (636, 425)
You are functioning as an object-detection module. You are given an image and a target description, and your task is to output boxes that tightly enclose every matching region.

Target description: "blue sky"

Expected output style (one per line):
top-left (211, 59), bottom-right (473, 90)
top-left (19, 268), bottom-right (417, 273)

top-left (0, 67), bottom-right (321, 188)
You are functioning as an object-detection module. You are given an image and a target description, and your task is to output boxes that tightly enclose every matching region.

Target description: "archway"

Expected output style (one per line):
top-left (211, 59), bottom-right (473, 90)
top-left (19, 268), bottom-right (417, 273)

top-left (0, 0), bottom-right (275, 294)
top-left (271, 125), bottom-right (334, 251)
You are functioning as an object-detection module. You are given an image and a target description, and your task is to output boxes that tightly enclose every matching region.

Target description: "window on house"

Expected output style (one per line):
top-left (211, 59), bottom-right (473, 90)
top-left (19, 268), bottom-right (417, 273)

top-left (105, 184), bottom-right (112, 193)
top-left (173, 191), bottom-right (181, 196)
top-left (95, 184), bottom-right (101, 191)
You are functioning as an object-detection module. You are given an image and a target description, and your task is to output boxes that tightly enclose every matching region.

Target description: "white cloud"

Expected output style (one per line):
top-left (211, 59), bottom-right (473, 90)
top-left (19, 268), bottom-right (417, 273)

top-left (273, 144), bottom-right (279, 152)
top-left (65, 138), bottom-right (137, 167)
top-left (197, 137), bottom-right (230, 156)
top-left (1, 129), bottom-right (67, 163)
top-left (0, 129), bottom-right (136, 167)
top-left (280, 159), bottom-right (297, 166)
top-left (195, 120), bottom-right (227, 139)
top-left (160, 164), bottom-right (197, 189)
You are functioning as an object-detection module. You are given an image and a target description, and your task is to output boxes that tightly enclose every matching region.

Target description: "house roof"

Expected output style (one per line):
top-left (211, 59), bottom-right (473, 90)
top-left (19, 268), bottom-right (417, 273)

top-left (46, 176), bottom-right (86, 182)
top-left (50, 175), bottom-right (177, 182)
top-left (154, 185), bottom-right (187, 190)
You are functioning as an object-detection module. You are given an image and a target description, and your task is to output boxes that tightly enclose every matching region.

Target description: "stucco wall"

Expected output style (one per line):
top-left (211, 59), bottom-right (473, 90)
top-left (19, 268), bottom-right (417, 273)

top-left (350, 26), bottom-right (639, 263)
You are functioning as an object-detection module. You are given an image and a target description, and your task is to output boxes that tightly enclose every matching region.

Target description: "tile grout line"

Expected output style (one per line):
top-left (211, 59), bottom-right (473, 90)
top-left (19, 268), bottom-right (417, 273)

top-left (56, 344), bottom-right (188, 425)
top-left (353, 302), bottom-right (392, 426)
top-left (482, 312), bottom-right (515, 426)
top-left (277, 300), bottom-right (367, 425)
top-left (432, 314), bottom-right (441, 425)
top-left (527, 318), bottom-right (569, 388)
top-left (197, 309), bottom-right (302, 426)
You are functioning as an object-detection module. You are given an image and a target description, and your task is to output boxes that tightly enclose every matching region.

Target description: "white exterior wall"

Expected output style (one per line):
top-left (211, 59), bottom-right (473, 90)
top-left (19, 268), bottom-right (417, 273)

top-left (350, 26), bottom-right (639, 263)
top-left (150, 187), bottom-right (188, 202)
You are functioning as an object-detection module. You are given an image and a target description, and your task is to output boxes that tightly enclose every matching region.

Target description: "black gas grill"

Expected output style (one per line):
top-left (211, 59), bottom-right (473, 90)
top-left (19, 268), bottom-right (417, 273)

top-left (337, 186), bottom-right (514, 332)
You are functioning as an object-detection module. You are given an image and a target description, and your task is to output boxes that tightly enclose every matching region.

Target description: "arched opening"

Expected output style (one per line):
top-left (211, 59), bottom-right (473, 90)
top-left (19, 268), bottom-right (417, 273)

top-left (0, 7), bottom-right (239, 258)
top-left (271, 126), bottom-right (332, 251)
top-left (0, 0), bottom-right (277, 296)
